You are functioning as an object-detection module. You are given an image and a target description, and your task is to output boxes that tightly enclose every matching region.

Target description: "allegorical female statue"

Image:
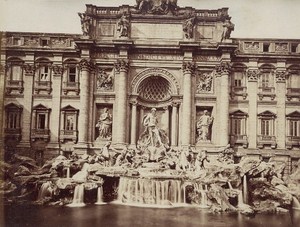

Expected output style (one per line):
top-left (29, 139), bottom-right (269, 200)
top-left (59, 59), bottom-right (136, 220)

top-left (196, 110), bottom-right (214, 142)
top-left (96, 108), bottom-right (112, 140)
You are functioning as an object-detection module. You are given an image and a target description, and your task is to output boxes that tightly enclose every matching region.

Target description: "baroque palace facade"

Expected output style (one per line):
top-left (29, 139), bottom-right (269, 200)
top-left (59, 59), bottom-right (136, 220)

top-left (0, 1), bottom-right (300, 172)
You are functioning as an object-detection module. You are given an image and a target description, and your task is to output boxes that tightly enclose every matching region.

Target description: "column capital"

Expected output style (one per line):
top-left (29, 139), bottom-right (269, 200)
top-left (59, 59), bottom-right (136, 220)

top-left (130, 100), bottom-right (138, 106)
top-left (115, 59), bottom-right (129, 73)
top-left (51, 65), bottom-right (63, 77)
top-left (0, 64), bottom-right (7, 74)
top-left (22, 64), bottom-right (36, 76)
top-left (79, 58), bottom-right (95, 72)
top-left (172, 101), bottom-right (180, 107)
top-left (275, 70), bottom-right (288, 83)
top-left (247, 69), bottom-right (260, 82)
top-left (215, 62), bottom-right (231, 77)
top-left (182, 61), bottom-right (197, 75)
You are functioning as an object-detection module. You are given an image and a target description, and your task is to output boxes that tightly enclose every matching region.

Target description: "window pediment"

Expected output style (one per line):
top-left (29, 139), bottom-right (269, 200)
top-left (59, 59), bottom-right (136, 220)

top-left (229, 110), bottom-right (248, 117)
top-left (61, 105), bottom-right (78, 112)
top-left (287, 111), bottom-right (300, 118)
top-left (258, 110), bottom-right (276, 118)
top-left (33, 104), bottom-right (50, 110)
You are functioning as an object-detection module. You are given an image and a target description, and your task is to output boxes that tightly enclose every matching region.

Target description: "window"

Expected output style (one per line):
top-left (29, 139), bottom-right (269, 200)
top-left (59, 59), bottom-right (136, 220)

top-left (39, 66), bottom-right (49, 81)
top-left (286, 111), bottom-right (300, 149)
top-left (258, 65), bottom-right (275, 100)
top-left (5, 103), bottom-right (22, 141)
top-left (257, 111), bottom-right (276, 148)
top-left (41, 39), bottom-right (49, 46)
top-left (11, 65), bottom-right (22, 81)
top-left (31, 104), bottom-right (51, 141)
top-left (261, 119), bottom-right (271, 135)
top-left (289, 73), bottom-right (300, 89)
top-left (63, 61), bottom-right (79, 95)
top-left (289, 120), bottom-right (299, 137)
top-left (60, 105), bottom-right (78, 143)
top-left (68, 66), bottom-right (77, 83)
top-left (5, 103), bottom-right (22, 130)
top-left (229, 110), bottom-right (248, 147)
top-left (37, 113), bottom-right (46, 129)
top-left (6, 60), bottom-right (24, 94)
top-left (263, 43), bottom-right (270, 52)
top-left (65, 114), bottom-right (75, 131)
top-left (291, 43), bottom-right (298, 53)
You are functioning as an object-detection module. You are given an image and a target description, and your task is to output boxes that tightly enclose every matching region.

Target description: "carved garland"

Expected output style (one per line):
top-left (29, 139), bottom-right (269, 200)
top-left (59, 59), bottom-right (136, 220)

top-left (247, 69), bottom-right (260, 81)
top-left (52, 65), bottom-right (63, 76)
top-left (22, 64), bottom-right (36, 76)
top-left (275, 70), bottom-right (287, 83)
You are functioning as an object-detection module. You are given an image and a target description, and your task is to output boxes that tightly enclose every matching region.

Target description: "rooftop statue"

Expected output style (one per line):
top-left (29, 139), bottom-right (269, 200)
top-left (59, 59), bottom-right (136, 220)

top-left (78, 13), bottom-right (91, 36)
top-left (117, 14), bottom-right (130, 38)
top-left (221, 19), bottom-right (235, 41)
top-left (135, 0), bottom-right (178, 15)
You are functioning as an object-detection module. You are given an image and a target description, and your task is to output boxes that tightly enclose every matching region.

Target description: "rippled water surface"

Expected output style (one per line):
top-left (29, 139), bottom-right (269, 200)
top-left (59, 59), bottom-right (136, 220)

top-left (3, 204), bottom-right (300, 227)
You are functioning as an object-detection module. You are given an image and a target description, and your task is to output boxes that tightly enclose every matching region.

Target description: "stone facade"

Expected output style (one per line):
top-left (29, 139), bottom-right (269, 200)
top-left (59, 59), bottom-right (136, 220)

top-left (1, 2), bottom-right (300, 171)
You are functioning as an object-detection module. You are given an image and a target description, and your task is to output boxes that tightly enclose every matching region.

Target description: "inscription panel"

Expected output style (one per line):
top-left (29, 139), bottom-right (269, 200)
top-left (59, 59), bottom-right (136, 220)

top-left (131, 23), bottom-right (182, 40)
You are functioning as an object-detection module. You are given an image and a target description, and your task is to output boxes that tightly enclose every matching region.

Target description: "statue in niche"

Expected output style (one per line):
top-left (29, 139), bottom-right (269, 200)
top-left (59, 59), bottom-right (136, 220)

top-left (96, 108), bottom-right (112, 140)
top-left (138, 108), bottom-right (169, 149)
top-left (196, 110), bottom-right (214, 142)
top-left (117, 14), bottom-right (130, 38)
top-left (221, 19), bottom-right (234, 41)
top-left (183, 16), bottom-right (196, 39)
top-left (196, 72), bottom-right (213, 93)
top-left (78, 13), bottom-right (91, 36)
top-left (96, 69), bottom-right (113, 91)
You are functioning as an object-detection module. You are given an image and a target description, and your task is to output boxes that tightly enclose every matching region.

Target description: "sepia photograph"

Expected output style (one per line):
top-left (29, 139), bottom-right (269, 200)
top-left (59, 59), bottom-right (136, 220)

top-left (0, 0), bottom-right (300, 226)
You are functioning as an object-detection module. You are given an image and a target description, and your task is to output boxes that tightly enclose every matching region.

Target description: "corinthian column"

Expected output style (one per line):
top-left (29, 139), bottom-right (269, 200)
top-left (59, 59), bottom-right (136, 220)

top-left (181, 61), bottom-right (196, 146)
top-left (77, 59), bottom-right (94, 147)
top-left (216, 62), bottom-right (231, 146)
top-left (113, 59), bottom-right (129, 145)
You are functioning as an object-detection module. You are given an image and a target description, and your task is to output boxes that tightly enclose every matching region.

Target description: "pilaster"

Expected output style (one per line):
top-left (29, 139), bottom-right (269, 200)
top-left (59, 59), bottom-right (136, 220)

top-left (247, 66), bottom-right (260, 149)
top-left (171, 102), bottom-right (179, 147)
top-left (48, 62), bottom-right (63, 148)
top-left (275, 62), bottom-right (287, 149)
top-left (20, 54), bottom-right (35, 148)
top-left (0, 61), bottom-right (6, 155)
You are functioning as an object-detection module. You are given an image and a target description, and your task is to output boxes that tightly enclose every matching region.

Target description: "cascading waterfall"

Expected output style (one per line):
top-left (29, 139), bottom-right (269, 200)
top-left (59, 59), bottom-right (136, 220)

top-left (243, 175), bottom-right (248, 204)
top-left (95, 186), bottom-right (105, 205)
top-left (66, 167), bottom-right (70, 178)
top-left (117, 177), bottom-right (186, 206)
top-left (292, 196), bottom-right (300, 210)
top-left (194, 183), bottom-right (209, 208)
top-left (237, 190), bottom-right (244, 207)
top-left (37, 181), bottom-right (52, 201)
top-left (68, 184), bottom-right (85, 207)
top-left (228, 182), bottom-right (233, 190)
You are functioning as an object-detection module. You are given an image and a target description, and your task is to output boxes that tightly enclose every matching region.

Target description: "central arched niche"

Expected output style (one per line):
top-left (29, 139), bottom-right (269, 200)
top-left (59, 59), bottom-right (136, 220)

top-left (131, 68), bottom-right (180, 145)
top-left (137, 76), bottom-right (172, 102)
